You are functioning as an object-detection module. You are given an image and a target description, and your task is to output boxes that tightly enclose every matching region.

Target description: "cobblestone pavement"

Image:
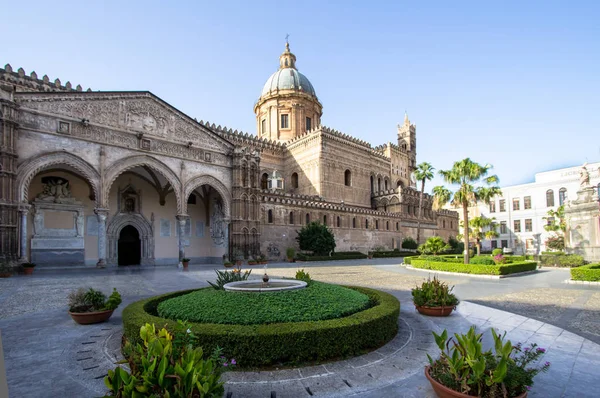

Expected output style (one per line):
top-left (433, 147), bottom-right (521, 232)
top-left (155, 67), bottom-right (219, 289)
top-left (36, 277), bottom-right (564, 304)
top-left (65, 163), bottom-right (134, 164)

top-left (1, 260), bottom-right (599, 397)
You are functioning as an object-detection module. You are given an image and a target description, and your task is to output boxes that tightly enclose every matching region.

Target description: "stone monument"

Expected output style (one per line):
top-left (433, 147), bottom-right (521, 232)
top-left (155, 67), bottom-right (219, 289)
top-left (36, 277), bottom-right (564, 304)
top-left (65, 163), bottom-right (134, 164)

top-left (564, 164), bottom-right (600, 262)
top-left (30, 178), bottom-right (85, 266)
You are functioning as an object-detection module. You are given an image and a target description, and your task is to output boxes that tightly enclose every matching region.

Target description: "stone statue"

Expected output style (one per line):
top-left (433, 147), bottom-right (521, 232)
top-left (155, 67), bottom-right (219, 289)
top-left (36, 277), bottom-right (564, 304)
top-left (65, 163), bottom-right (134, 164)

top-left (76, 212), bottom-right (84, 237)
top-left (36, 178), bottom-right (75, 203)
top-left (211, 198), bottom-right (225, 245)
top-left (33, 209), bottom-right (43, 236)
top-left (580, 164), bottom-right (590, 188)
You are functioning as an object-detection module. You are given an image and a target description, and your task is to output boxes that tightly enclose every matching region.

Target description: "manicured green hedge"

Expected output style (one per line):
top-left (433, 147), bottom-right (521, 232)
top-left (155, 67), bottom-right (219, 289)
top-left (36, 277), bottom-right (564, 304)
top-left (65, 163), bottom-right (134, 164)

top-left (296, 251), bottom-right (367, 261)
top-left (372, 251), bottom-right (418, 258)
top-left (540, 254), bottom-right (586, 267)
top-left (157, 282), bottom-right (370, 325)
top-left (122, 286), bottom-right (399, 367)
top-left (571, 263), bottom-right (600, 281)
top-left (409, 259), bottom-right (538, 276)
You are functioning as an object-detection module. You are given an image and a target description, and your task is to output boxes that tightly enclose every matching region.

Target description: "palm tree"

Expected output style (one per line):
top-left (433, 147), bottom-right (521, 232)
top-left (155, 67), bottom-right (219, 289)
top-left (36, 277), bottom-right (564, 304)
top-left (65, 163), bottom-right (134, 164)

top-left (469, 216), bottom-right (497, 256)
top-left (432, 186), bottom-right (452, 210)
top-left (437, 158), bottom-right (502, 264)
top-left (413, 162), bottom-right (435, 244)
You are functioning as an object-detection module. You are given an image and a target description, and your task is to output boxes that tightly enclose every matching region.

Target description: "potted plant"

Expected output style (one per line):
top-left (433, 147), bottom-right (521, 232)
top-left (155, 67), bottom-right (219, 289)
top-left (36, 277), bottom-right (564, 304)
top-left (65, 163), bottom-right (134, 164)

top-left (233, 248), bottom-right (244, 267)
top-left (223, 261), bottom-right (234, 268)
top-left (286, 247), bottom-right (296, 262)
top-left (412, 276), bottom-right (459, 316)
top-left (247, 257), bottom-right (258, 266)
top-left (257, 253), bottom-right (268, 265)
top-left (425, 326), bottom-right (550, 397)
top-left (0, 260), bottom-right (14, 278)
top-left (367, 251), bottom-right (374, 259)
top-left (181, 258), bottom-right (190, 270)
top-left (68, 287), bottom-right (122, 325)
top-left (22, 262), bottom-right (36, 275)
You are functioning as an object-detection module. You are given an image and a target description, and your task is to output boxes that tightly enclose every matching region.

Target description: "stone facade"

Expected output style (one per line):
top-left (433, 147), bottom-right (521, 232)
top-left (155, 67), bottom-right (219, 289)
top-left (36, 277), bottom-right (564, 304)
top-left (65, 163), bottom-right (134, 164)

top-left (0, 44), bottom-right (458, 266)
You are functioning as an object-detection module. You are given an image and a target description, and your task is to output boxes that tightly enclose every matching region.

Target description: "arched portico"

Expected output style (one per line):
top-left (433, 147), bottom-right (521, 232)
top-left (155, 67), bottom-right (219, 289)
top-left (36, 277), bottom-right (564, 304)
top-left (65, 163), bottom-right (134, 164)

top-left (106, 213), bottom-right (154, 266)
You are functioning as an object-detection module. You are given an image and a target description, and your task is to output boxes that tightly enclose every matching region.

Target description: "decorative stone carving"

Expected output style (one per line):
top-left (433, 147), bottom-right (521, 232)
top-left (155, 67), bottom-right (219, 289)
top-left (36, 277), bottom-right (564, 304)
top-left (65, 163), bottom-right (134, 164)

top-left (106, 213), bottom-right (155, 266)
top-left (580, 163), bottom-right (590, 188)
top-left (211, 198), bottom-right (226, 246)
top-left (36, 177), bottom-right (77, 203)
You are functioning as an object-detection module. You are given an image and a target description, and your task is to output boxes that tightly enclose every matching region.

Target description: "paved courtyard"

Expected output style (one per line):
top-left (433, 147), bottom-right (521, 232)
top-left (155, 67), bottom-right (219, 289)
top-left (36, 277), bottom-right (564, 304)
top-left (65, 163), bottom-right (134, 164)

top-left (1, 259), bottom-right (599, 397)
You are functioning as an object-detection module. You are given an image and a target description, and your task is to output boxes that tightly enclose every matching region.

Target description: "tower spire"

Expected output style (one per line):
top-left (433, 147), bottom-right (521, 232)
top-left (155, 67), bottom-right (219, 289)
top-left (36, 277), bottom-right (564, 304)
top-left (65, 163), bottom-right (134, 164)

top-left (279, 37), bottom-right (297, 70)
top-left (404, 111), bottom-right (409, 125)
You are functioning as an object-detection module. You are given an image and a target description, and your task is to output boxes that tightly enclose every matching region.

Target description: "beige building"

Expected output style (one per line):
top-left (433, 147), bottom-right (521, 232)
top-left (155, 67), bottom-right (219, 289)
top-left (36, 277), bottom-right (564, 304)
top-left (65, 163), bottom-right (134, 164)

top-left (0, 42), bottom-right (457, 267)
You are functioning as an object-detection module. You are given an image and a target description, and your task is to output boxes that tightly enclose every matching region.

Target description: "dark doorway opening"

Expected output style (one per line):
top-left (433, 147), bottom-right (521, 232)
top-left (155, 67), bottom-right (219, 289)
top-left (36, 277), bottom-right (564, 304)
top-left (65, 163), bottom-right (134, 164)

top-left (118, 225), bottom-right (141, 266)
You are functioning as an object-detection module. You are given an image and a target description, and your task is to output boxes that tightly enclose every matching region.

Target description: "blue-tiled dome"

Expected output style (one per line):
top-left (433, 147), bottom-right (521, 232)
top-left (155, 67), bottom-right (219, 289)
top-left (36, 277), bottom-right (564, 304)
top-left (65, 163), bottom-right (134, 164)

top-left (260, 42), bottom-right (317, 98)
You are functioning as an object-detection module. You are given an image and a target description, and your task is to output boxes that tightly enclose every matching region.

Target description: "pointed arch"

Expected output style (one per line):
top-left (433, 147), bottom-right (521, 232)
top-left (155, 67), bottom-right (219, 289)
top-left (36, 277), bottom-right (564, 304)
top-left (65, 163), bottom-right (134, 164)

top-left (16, 151), bottom-right (100, 204)
top-left (183, 174), bottom-right (231, 219)
top-left (104, 155), bottom-right (182, 212)
top-left (106, 213), bottom-right (154, 266)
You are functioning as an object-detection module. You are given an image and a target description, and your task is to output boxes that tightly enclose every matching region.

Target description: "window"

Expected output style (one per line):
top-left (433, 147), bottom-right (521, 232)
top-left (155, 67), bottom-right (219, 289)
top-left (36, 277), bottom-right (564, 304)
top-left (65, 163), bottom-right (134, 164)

top-left (370, 175), bottom-right (374, 195)
top-left (187, 194), bottom-right (196, 205)
top-left (375, 220), bottom-right (379, 230)
top-left (378, 178), bottom-right (381, 192)
top-left (337, 216), bottom-right (341, 227)
top-left (291, 172), bottom-right (299, 189)
top-left (345, 169), bottom-right (352, 186)
top-left (306, 117), bottom-right (312, 131)
top-left (289, 212), bottom-right (294, 224)
top-left (280, 114), bottom-right (289, 129)
top-left (384, 179), bottom-right (388, 190)
top-left (526, 239), bottom-right (533, 249)
top-left (450, 221), bottom-right (453, 229)
top-left (386, 221), bottom-right (389, 230)
top-left (323, 215), bottom-right (327, 225)
top-left (546, 190), bottom-right (554, 207)
top-left (305, 213), bottom-right (310, 225)
top-left (261, 119), bottom-right (266, 135)
top-left (489, 201), bottom-right (496, 213)
top-left (353, 217), bottom-right (356, 228)
top-left (491, 240), bottom-right (498, 249)
top-left (443, 220), bottom-right (446, 228)
top-left (501, 240), bottom-right (508, 248)
top-left (396, 222), bottom-right (399, 231)
top-left (513, 198), bottom-right (520, 211)
top-left (499, 199), bottom-right (506, 212)
top-left (524, 196), bottom-right (531, 210)
top-left (559, 188), bottom-right (567, 206)
top-left (365, 219), bottom-right (369, 229)
top-left (525, 219), bottom-right (532, 232)
top-left (500, 221), bottom-right (507, 234)
top-left (546, 216), bottom-right (555, 227)
top-left (261, 173), bottom-right (269, 190)
top-left (267, 210), bottom-right (273, 223)
top-left (514, 220), bottom-right (521, 232)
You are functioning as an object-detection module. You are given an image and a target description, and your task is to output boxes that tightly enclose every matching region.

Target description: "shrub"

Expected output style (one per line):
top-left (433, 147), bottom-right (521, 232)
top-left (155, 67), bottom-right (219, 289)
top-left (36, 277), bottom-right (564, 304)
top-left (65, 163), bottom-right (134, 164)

top-left (296, 222), bottom-right (336, 255)
top-left (412, 276), bottom-right (459, 308)
top-left (401, 237), bottom-right (418, 250)
top-left (540, 254), bottom-right (586, 268)
top-left (410, 259), bottom-right (538, 275)
top-left (447, 237), bottom-right (464, 254)
top-left (493, 254), bottom-right (507, 265)
top-left (470, 256), bottom-right (495, 265)
top-left (157, 282), bottom-right (370, 325)
top-left (418, 237), bottom-right (451, 255)
top-left (122, 286), bottom-right (399, 367)
top-left (571, 263), bottom-right (600, 282)
top-left (545, 234), bottom-right (565, 251)
top-left (286, 247), bottom-right (296, 259)
top-left (105, 323), bottom-right (227, 398)
top-left (372, 251), bottom-right (418, 258)
top-left (492, 248), bottom-right (503, 256)
top-left (68, 287), bottom-right (121, 313)
top-left (427, 327), bottom-right (550, 397)
top-left (296, 251), bottom-right (367, 261)
top-left (206, 269), bottom-right (252, 290)
top-left (295, 269), bottom-right (312, 284)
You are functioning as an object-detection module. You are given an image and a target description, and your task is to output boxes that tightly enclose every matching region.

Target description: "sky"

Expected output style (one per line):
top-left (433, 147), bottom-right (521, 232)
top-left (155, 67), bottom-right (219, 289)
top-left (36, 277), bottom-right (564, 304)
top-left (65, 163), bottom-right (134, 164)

top-left (4, 0), bottom-right (599, 193)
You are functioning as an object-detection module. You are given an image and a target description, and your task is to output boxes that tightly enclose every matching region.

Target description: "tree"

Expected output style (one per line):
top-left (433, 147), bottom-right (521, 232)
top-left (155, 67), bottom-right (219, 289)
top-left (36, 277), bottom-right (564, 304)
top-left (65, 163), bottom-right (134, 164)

top-left (401, 237), bottom-right (418, 250)
top-left (545, 235), bottom-right (565, 251)
top-left (469, 216), bottom-right (497, 256)
top-left (543, 205), bottom-right (566, 251)
top-left (432, 186), bottom-right (452, 210)
top-left (413, 162), bottom-right (435, 244)
top-left (296, 222), bottom-right (336, 255)
top-left (435, 159), bottom-right (502, 264)
top-left (418, 236), bottom-right (451, 255)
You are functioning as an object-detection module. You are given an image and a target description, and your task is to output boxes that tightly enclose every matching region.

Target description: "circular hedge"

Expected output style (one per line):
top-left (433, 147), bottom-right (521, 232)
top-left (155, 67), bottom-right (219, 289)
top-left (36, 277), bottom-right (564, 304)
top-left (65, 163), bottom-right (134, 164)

top-left (122, 285), bottom-right (400, 367)
top-left (157, 281), bottom-right (371, 325)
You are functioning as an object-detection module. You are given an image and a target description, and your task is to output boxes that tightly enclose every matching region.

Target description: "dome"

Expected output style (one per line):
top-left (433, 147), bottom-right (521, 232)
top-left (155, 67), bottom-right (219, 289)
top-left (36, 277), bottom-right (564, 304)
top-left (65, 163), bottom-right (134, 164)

top-left (261, 68), bottom-right (316, 97)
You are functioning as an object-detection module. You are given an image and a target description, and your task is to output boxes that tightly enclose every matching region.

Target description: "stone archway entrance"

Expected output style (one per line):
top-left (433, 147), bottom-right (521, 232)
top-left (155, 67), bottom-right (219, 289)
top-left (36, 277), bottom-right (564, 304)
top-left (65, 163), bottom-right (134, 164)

top-left (107, 213), bottom-right (155, 266)
top-left (118, 225), bottom-right (141, 265)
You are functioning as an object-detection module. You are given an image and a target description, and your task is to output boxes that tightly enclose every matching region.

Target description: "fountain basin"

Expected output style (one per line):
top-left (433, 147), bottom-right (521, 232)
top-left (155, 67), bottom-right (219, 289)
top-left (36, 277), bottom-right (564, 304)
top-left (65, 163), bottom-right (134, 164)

top-left (224, 279), bottom-right (307, 292)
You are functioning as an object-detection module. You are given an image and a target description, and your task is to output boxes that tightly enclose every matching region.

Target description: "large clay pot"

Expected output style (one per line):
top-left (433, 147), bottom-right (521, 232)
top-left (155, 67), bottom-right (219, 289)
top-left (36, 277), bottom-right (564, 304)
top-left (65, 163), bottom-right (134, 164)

top-left (182, 261), bottom-right (189, 270)
top-left (23, 267), bottom-right (35, 275)
top-left (68, 309), bottom-right (114, 325)
top-left (415, 305), bottom-right (454, 317)
top-left (425, 366), bottom-right (528, 398)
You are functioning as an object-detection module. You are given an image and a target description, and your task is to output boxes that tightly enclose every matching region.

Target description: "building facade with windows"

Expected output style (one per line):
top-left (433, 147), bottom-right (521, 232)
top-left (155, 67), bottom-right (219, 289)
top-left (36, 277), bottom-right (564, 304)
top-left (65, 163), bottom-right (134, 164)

top-left (453, 162), bottom-right (600, 254)
top-left (0, 42), bottom-right (458, 266)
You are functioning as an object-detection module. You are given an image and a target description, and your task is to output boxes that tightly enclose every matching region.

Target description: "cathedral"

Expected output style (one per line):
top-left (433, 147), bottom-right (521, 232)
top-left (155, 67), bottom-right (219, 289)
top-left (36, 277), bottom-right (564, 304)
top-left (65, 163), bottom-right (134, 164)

top-left (0, 42), bottom-right (458, 267)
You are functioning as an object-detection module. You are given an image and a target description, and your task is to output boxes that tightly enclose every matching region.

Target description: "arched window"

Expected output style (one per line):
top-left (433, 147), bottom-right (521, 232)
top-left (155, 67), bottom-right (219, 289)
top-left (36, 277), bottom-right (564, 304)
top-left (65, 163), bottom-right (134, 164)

top-left (306, 213), bottom-right (310, 225)
top-left (451, 221), bottom-right (453, 229)
top-left (396, 222), bottom-right (399, 231)
top-left (242, 164), bottom-right (247, 187)
top-left (366, 219), bottom-right (369, 229)
top-left (250, 164), bottom-right (257, 188)
top-left (337, 216), bottom-right (341, 227)
top-left (546, 189), bottom-right (554, 207)
top-left (353, 217), bottom-right (356, 228)
top-left (559, 188), bottom-right (567, 206)
top-left (267, 209), bottom-right (273, 223)
top-left (291, 172), bottom-right (299, 189)
top-left (261, 173), bottom-right (269, 190)
top-left (378, 178), bottom-right (381, 193)
top-left (344, 169), bottom-right (352, 186)
top-left (289, 212), bottom-right (294, 224)
top-left (242, 195), bottom-right (248, 219)
top-left (443, 220), bottom-right (446, 228)
top-left (370, 176), bottom-right (374, 195)
top-left (323, 215), bottom-right (327, 225)
top-left (384, 179), bottom-right (388, 190)
top-left (397, 180), bottom-right (403, 188)
top-left (375, 220), bottom-right (379, 230)
top-left (386, 221), bottom-right (389, 230)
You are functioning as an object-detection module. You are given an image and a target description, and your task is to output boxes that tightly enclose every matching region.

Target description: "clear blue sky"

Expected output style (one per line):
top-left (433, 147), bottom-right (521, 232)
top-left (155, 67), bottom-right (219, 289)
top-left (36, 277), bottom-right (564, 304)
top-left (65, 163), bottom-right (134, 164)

top-left (4, 0), bottom-right (599, 192)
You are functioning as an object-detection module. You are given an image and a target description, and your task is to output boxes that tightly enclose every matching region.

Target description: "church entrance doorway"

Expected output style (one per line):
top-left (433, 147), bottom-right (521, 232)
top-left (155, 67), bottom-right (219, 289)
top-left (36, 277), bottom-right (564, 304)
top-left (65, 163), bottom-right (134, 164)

top-left (118, 225), bottom-right (141, 266)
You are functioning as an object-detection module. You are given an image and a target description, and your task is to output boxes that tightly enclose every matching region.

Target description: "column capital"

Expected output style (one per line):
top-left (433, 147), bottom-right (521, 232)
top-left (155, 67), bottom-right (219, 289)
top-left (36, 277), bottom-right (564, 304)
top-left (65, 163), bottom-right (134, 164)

top-left (94, 208), bottom-right (110, 218)
top-left (18, 204), bottom-right (32, 214)
top-left (176, 214), bottom-right (190, 222)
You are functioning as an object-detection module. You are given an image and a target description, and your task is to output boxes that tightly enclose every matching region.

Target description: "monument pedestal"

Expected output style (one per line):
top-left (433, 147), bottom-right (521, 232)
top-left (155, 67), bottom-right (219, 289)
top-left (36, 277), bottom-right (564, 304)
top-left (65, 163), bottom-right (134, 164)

top-left (30, 200), bottom-right (85, 266)
top-left (565, 187), bottom-right (600, 262)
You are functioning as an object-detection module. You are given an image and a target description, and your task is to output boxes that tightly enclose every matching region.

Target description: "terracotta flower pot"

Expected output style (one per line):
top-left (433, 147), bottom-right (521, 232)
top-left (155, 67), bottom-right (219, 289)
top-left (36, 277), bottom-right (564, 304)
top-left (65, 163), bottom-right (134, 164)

top-left (224, 263), bottom-right (234, 268)
top-left (68, 309), bottom-right (114, 325)
top-left (23, 267), bottom-right (35, 275)
top-left (415, 305), bottom-right (455, 317)
top-left (182, 261), bottom-right (189, 270)
top-left (0, 273), bottom-right (12, 278)
top-left (425, 366), bottom-right (528, 398)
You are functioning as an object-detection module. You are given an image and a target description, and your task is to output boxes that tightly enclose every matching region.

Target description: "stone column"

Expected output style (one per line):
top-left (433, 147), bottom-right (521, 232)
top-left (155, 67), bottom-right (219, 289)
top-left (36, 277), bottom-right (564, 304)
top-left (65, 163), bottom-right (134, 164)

top-left (224, 219), bottom-right (231, 261)
top-left (176, 215), bottom-right (189, 261)
top-left (95, 208), bottom-right (109, 268)
top-left (18, 205), bottom-right (31, 261)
